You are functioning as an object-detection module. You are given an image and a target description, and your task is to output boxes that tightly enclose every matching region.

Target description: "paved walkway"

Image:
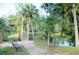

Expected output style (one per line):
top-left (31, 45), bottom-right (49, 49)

top-left (19, 33), bottom-right (51, 55)
top-left (20, 40), bottom-right (51, 55)
top-left (0, 40), bottom-right (51, 55)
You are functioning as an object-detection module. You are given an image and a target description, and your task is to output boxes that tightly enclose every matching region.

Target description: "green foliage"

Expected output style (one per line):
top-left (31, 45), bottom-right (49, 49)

top-left (0, 3), bottom-right (78, 47)
top-left (0, 47), bottom-right (15, 55)
top-left (7, 32), bottom-right (19, 41)
top-left (14, 46), bottom-right (30, 55)
top-left (41, 3), bottom-right (76, 45)
top-left (0, 18), bottom-right (6, 29)
top-left (0, 46), bottom-right (29, 55)
top-left (34, 39), bottom-right (45, 47)
top-left (16, 3), bottom-right (39, 18)
top-left (3, 32), bottom-right (10, 41)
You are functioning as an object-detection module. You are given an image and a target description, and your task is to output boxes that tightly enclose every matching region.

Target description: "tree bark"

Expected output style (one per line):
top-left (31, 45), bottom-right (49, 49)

top-left (29, 18), bottom-right (34, 40)
top-left (20, 17), bottom-right (24, 40)
top-left (18, 32), bottom-right (21, 41)
top-left (47, 35), bottom-right (50, 46)
top-left (0, 31), bottom-right (3, 43)
top-left (1, 30), bottom-right (4, 41)
top-left (27, 18), bottom-right (30, 40)
top-left (37, 26), bottom-right (40, 39)
top-left (31, 24), bottom-right (34, 40)
top-left (72, 4), bottom-right (79, 47)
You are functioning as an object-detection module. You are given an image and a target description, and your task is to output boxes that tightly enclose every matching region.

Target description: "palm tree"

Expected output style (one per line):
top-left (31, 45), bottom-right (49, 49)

top-left (41, 3), bottom-right (79, 47)
top-left (16, 3), bottom-right (38, 40)
top-left (72, 3), bottom-right (79, 47)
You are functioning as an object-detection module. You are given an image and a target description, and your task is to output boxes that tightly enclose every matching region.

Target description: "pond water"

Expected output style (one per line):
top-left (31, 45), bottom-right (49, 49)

top-left (56, 41), bottom-right (74, 46)
top-left (52, 38), bottom-right (75, 47)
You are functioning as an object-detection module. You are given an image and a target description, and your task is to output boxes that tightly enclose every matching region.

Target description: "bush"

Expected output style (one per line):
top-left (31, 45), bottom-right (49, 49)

top-left (0, 46), bottom-right (29, 55)
top-left (0, 46), bottom-right (16, 55)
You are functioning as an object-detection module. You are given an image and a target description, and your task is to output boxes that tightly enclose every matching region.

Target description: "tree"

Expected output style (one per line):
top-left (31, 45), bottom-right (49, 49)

top-left (41, 3), bottom-right (79, 47)
top-left (0, 17), bottom-right (7, 43)
top-left (9, 15), bottom-right (22, 41)
top-left (72, 4), bottom-right (79, 47)
top-left (16, 3), bottom-right (39, 40)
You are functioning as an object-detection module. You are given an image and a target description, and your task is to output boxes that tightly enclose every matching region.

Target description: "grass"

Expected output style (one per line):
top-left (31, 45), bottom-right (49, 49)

top-left (0, 46), bottom-right (15, 55)
top-left (8, 33), bottom-right (19, 39)
top-left (3, 32), bottom-right (19, 41)
top-left (14, 46), bottom-right (30, 55)
top-left (47, 46), bottom-right (79, 55)
top-left (34, 39), bottom-right (46, 47)
top-left (0, 46), bottom-right (29, 55)
top-left (34, 39), bottom-right (79, 55)
top-left (7, 32), bottom-right (19, 41)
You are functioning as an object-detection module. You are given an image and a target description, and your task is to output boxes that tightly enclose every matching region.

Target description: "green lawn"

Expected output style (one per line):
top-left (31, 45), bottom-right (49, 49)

top-left (6, 32), bottom-right (19, 41)
top-left (3, 32), bottom-right (19, 41)
top-left (0, 46), bottom-right (29, 55)
top-left (8, 33), bottom-right (19, 39)
top-left (34, 39), bottom-right (46, 47)
top-left (34, 39), bottom-right (79, 55)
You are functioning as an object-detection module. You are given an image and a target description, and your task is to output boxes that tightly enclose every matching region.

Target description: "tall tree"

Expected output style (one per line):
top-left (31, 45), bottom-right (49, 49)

top-left (41, 3), bottom-right (79, 47)
top-left (72, 4), bottom-right (79, 47)
top-left (16, 3), bottom-right (39, 40)
top-left (0, 17), bottom-right (7, 43)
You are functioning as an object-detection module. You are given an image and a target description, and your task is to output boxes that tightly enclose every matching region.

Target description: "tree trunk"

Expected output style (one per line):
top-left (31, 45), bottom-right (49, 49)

top-left (31, 25), bottom-right (34, 40)
top-left (27, 18), bottom-right (30, 40)
top-left (47, 35), bottom-right (49, 46)
top-left (47, 32), bottom-right (51, 46)
top-left (72, 4), bottom-right (79, 47)
top-left (29, 18), bottom-right (34, 40)
top-left (20, 17), bottom-right (24, 40)
top-left (18, 32), bottom-right (21, 41)
top-left (35, 23), bottom-right (39, 40)
top-left (37, 26), bottom-right (40, 39)
top-left (1, 29), bottom-right (4, 41)
top-left (0, 31), bottom-right (3, 43)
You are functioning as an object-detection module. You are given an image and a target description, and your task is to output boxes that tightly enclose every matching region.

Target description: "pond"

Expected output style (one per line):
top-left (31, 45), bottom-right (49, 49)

top-left (55, 41), bottom-right (74, 46)
top-left (51, 38), bottom-right (75, 47)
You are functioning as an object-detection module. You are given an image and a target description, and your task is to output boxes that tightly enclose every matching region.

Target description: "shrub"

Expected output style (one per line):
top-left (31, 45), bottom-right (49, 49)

top-left (0, 46), bottom-right (16, 55)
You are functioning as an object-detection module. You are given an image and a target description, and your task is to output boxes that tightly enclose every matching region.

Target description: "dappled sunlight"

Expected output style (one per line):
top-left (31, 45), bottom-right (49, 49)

top-left (8, 33), bottom-right (19, 39)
